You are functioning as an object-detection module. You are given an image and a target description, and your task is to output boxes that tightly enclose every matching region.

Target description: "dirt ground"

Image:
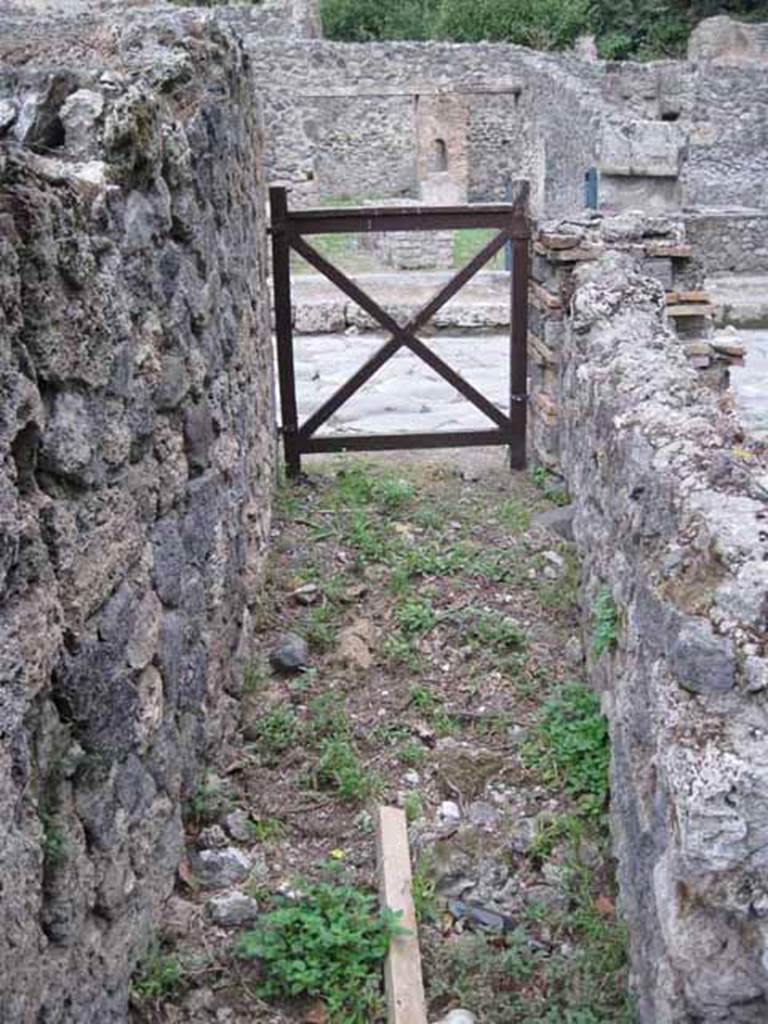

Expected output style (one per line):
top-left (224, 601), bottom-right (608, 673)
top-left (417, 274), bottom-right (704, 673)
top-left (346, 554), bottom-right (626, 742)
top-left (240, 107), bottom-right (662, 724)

top-left (131, 450), bottom-right (632, 1024)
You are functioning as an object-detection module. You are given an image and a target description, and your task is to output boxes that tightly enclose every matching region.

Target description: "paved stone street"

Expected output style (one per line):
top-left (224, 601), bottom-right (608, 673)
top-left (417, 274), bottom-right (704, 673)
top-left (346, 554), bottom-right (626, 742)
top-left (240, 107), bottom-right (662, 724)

top-left (289, 327), bottom-right (768, 440)
top-left (293, 331), bottom-right (510, 435)
top-left (732, 329), bottom-right (768, 438)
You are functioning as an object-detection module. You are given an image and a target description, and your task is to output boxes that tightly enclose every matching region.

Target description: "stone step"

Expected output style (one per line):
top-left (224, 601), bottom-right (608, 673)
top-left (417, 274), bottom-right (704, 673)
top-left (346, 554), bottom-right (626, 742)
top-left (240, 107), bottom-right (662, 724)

top-left (707, 273), bottom-right (768, 328)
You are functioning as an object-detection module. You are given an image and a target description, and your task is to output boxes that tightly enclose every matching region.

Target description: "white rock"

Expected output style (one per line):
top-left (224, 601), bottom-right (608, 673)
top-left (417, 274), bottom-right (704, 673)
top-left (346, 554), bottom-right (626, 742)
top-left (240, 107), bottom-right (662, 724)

top-left (437, 800), bottom-right (461, 827)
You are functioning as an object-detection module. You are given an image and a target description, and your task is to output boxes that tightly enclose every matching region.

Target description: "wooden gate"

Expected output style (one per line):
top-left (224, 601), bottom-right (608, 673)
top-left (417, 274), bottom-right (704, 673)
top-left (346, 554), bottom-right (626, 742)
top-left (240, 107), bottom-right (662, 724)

top-left (269, 186), bottom-right (530, 477)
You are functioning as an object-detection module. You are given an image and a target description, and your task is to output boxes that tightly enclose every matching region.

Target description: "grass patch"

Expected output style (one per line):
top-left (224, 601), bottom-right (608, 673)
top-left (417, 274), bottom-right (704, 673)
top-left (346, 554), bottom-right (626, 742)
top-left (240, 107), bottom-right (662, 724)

top-left (312, 737), bottom-right (378, 803)
top-left (521, 681), bottom-right (609, 816)
top-left (131, 944), bottom-right (185, 1002)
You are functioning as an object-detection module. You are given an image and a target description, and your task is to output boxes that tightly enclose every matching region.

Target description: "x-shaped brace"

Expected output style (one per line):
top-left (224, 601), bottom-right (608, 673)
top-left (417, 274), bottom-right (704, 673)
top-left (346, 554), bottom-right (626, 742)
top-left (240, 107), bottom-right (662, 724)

top-left (290, 229), bottom-right (514, 441)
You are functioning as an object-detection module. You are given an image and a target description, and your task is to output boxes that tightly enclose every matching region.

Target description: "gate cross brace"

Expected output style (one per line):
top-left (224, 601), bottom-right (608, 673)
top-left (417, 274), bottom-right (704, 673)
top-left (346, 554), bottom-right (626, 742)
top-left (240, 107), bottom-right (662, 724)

top-left (290, 231), bottom-right (514, 440)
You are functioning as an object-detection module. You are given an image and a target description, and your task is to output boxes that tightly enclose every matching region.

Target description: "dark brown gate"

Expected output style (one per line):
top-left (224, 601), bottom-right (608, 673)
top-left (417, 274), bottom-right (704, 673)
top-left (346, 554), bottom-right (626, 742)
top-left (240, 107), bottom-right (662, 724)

top-left (269, 186), bottom-right (530, 477)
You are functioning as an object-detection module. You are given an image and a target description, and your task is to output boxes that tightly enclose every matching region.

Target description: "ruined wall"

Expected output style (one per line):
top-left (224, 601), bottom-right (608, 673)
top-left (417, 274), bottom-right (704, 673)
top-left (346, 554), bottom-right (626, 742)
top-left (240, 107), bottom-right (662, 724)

top-left (0, 10), bottom-right (274, 1022)
top-left (554, 252), bottom-right (768, 1021)
top-left (245, 39), bottom-right (599, 214)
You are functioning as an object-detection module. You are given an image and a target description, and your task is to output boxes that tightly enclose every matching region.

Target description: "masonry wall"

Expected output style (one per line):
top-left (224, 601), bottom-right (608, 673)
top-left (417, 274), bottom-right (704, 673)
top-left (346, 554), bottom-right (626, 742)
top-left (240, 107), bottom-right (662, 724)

top-left (0, 11), bottom-right (274, 1022)
top-left (557, 254), bottom-right (768, 1022)
top-left (245, 38), bottom-right (601, 214)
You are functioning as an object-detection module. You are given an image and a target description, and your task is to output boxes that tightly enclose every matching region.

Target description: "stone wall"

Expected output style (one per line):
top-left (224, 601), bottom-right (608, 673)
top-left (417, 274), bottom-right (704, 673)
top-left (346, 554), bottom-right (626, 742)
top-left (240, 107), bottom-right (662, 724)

top-left (245, 18), bottom-right (768, 275)
top-left (245, 38), bottom-right (600, 214)
top-left (551, 250), bottom-right (768, 1021)
top-left (0, 10), bottom-right (274, 1023)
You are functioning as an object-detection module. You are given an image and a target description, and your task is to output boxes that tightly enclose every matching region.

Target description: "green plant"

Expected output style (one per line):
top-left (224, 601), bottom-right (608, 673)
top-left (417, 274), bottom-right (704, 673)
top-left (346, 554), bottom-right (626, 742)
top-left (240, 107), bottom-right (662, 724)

top-left (499, 497), bottom-right (531, 534)
top-left (409, 683), bottom-right (439, 711)
top-left (250, 706), bottom-right (299, 764)
top-left (395, 596), bottom-right (437, 635)
top-left (521, 682), bottom-right (609, 815)
top-left (248, 817), bottom-right (286, 843)
top-left (40, 808), bottom-right (68, 869)
top-left (237, 881), bottom-right (403, 1022)
top-left (303, 603), bottom-right (338, 652)
top-left (313, 737), bottom-right (377, 802)
top-left (411, 853), bottom-right (438, 923)
top-left (403, 791), bottom-right (423, 823)
top-left (184, 773), bottom-right (230, 827)
top-left (131, 944), bottom-right (184, 1001)
top-left (242, 659), bottom-right (269, 693)
top-left (591, 587), bottom-right (618, 658)
top-left (399, 740), bottom-right (427, 767)
top-left (308, 694), bottom-right (352, 740)
top-left (459, 608), bottom-right (527, 650)
top-left (381, 632), bottom-right (421, 671)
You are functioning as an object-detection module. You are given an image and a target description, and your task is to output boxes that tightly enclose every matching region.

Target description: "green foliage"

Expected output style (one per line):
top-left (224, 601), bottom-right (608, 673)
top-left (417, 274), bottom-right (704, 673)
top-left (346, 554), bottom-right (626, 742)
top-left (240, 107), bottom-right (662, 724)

top-left (458, 608), bottom-right (527, 650)
top-left (184, 773), bottom-right (230, 827)
top-left (521, 681), bottom-right (609, 815)
top-left (399, 739), bottom-right (427, 766)
top-left (403, 790), bottom-right (424, 822)
top-left (251, 706), bottom-right (300, 764)
top-left (131, 944), bottom-right (184, 1001)
top-left (248, 817), bottom-right (286, 843)
top-left (313, 737), bottom-right (377, 802)
top-left (321, 0), bottom-right (763, 58)
top-left (395, 595), bottom-right (437, 635)
top-left (41, 809), bottom-right (68, 869)
top-left (411, 853), bottom-right (438, 923)
top-left (237, 881), bottom-right (403, 1022)
top-left (321, 0), bottom-right (441, 40)
top-left (303, 602), bottom-right (338, 652)
top-left (591, 587), bottom-right (618, 658)
top-left (434, 0), bottom-right (590, 48)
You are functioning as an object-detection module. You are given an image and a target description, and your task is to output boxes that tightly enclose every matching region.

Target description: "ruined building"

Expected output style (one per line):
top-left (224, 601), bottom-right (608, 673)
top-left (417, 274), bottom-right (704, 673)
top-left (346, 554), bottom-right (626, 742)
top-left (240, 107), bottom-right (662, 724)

top-left (0, 2), bottom-right (766, 1021)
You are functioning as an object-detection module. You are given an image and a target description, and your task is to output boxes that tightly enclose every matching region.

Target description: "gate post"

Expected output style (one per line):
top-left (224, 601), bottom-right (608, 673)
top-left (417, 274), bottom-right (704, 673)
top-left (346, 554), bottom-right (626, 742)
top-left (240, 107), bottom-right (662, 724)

top-left (510, 234), bottom-right (528, 469)
top-left (269, 186), bottom-right (301, 478)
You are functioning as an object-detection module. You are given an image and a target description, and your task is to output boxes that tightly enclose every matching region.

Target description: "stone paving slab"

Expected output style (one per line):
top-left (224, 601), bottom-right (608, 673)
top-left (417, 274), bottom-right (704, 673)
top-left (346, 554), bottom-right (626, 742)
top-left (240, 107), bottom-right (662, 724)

top-left (287, 331), bottom-right (510, 435)
top-left (730, 329), bottom-right (768, 438)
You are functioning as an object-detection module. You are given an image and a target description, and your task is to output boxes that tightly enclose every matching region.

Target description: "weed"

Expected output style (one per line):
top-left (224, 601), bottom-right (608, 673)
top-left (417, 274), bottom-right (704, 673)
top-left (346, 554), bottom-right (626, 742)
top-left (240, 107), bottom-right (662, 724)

top-left (184, 773), bottom-right (230, 827)
top-left (432, 707), bottom-right (460, 737)
top-left (381, 632), bottom-right (421, 671)
top-left (591, 587), bottom-right (618, 658)
top-left (395, 596), bottom-right (437, 635)
top-left (242, 659), bottom-right (269, 693)
top-left (40, 808), bottom-right (68, 870)
top-left (403, 791), bottom-right (423, 823)
top-left (409, 683), bottom-right (439, 711)
top-left (499, 497), bottom-right (531, 533)
top-left (303, 603), bottom-right (338, 652)
top-left (530, 464), bottom-right (570, 506)
top-left (398, 740), bottom-right (426, 767)
top-left (308, 694), bottom-right (351, 740)
top-left (459, 608), bottom-right (527, 650)
top-left (528, 811), bottom-right (584, 864)
top-left (313, 737), bottom-right (377, 803)
top-left (237, 881), bottom-right (403, 1023)
top-left (248, 817), bottom-right (286, 843)
top-left (374, 475), bottom-right (414, 511)
top-left (131, 943), bottom-right (184, 1002)
top-left (521, 682), bottom-right (609, 815)
top-left (250, 706), bottom-right (299, 765)
top-left (411, 852), bottom-right (438, 924)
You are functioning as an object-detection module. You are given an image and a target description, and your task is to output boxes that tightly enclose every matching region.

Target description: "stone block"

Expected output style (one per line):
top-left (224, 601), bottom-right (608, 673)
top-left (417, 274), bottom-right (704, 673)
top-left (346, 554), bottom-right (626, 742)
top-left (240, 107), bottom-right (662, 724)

top-left (600, 121), bottom-right (683, 178)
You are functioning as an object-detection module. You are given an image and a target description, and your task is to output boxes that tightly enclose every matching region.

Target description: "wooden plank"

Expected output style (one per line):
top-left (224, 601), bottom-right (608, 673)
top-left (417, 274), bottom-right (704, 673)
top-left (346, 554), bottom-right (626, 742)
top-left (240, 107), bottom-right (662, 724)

top-left (375, 806), bottom-right (427, 1024)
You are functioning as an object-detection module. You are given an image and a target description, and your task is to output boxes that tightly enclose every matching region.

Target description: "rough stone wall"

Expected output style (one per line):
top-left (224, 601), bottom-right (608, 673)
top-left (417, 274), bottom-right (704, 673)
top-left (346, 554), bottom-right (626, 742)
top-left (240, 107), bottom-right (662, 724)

top-left (557, 253), bottom-right (768, 1021)
top-left (685, 209), bottom-right (768, 275)
top-left (245, 17), bottom-right (767, 270)
top-left (0, 11), bottom-right (273, 1023)
top-left (245, 39), bottom-right (598, 214)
